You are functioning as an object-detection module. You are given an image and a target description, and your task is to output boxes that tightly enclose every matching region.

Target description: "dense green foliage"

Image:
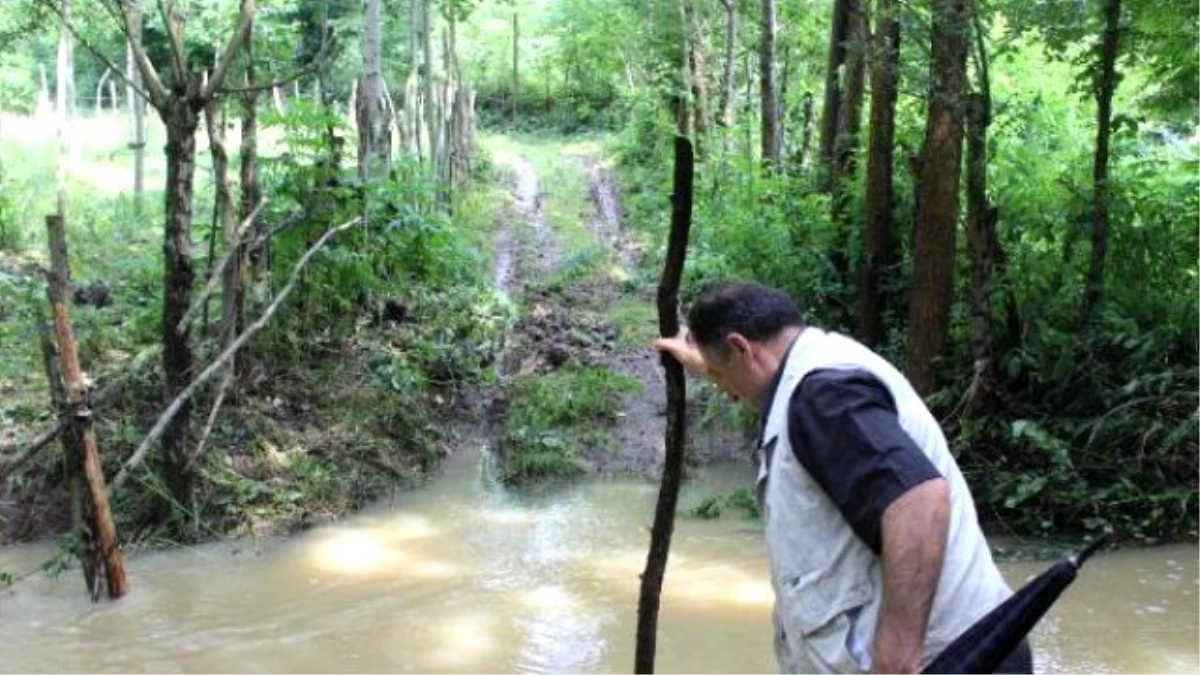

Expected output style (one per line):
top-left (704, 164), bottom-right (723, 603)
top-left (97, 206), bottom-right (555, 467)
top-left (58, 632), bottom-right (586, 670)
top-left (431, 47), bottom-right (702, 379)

top-left (542, 0), bottom-right (1197, 542)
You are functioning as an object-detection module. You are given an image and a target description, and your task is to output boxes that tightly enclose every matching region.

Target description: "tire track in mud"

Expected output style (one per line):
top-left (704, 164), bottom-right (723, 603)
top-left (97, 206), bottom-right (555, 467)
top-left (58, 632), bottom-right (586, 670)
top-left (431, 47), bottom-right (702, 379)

top-left (489, 150), bottom-right (751, 479)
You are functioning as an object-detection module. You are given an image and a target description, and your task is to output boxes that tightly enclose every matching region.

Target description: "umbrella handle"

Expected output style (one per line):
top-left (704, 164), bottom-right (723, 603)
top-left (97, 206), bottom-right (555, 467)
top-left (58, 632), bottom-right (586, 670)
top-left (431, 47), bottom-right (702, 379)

top-left (1072, 532), bottom-right (1112, 568)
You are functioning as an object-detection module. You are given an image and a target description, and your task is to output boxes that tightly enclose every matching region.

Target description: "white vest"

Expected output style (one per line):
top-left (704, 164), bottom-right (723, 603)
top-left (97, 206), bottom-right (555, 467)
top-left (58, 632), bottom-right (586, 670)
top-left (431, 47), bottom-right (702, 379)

top-left (757, 328), bottom-right (1012, 673)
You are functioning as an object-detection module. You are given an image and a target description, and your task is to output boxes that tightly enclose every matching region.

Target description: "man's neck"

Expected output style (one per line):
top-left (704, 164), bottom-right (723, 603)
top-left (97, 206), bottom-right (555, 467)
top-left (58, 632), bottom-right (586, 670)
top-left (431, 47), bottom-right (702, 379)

top-left (754, 325), bottom-right (805, 413)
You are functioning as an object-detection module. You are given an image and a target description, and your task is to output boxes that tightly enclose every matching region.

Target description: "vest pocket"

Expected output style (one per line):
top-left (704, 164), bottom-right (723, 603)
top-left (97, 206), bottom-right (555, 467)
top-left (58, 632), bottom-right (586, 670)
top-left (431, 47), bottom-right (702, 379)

top-left (779, 573), bottom-right (873, 673)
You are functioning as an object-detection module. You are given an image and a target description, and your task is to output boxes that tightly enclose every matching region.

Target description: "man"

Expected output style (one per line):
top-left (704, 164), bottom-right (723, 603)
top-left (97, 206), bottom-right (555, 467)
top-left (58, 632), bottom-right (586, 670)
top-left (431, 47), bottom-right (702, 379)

top-left (653, 282), bottom-right (1031, 674)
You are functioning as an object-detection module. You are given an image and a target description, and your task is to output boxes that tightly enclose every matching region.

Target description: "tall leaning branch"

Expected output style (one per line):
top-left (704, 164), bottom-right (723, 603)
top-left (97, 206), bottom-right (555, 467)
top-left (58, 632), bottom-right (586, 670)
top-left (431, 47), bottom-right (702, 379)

top-left (634, 137), bottom-right (694, 674)
top-left (109, 217), bottom-right (364, 495)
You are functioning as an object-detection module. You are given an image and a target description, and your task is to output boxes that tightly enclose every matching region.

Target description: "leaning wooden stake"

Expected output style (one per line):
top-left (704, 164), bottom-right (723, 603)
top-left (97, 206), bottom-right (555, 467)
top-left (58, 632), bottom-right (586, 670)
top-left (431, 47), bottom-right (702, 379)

top-left (635, 136), bottom-right (694, 674)
top-left (44, 214), bottom-right (127, 600)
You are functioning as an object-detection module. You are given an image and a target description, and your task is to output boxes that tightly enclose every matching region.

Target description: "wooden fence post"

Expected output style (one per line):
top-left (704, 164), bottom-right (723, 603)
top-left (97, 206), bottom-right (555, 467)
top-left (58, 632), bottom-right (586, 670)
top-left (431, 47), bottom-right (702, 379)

top-left (44, 214), bottom-right (127, 600)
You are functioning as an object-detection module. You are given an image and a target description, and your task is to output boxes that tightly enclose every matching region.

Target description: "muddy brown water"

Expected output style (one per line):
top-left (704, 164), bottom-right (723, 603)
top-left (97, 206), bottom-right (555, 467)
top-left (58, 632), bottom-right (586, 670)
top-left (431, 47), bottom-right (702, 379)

top-left (0, 449), bottom-right (1196, 673)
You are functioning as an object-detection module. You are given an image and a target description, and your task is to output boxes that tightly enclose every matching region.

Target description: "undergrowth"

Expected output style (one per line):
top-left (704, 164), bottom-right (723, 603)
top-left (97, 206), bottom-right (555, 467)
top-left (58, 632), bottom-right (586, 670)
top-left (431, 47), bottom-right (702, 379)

top-left (499, 363), bottom-right (639, 484)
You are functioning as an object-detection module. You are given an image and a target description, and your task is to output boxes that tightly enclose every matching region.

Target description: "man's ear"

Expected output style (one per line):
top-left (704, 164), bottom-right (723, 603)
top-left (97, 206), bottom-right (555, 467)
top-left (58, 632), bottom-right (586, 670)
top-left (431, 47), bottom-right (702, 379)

top-left (725, 333), bottom-right (752, 359)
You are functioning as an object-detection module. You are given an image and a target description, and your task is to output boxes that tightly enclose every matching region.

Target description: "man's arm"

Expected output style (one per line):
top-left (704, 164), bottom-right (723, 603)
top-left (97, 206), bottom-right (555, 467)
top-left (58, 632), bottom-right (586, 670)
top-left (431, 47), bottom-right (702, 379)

top-left (871, 477), bottom-right (950, 674)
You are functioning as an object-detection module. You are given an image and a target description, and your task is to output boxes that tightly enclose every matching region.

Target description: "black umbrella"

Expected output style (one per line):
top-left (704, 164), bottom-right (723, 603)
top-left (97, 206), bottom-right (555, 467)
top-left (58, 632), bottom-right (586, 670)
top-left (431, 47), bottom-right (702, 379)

top-left (922, 534), bottom-right (1111, 674)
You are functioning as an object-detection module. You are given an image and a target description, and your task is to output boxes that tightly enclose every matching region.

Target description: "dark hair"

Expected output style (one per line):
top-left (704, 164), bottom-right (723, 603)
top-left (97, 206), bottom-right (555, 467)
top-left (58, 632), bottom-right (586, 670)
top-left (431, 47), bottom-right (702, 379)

top-left (687, 281), bottom-right (804, 353)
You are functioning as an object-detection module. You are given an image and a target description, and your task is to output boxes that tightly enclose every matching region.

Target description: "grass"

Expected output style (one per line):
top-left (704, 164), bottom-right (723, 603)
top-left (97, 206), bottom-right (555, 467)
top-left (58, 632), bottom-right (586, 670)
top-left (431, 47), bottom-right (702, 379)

top-left (499, 363), bottom-right (640, 484)
top-left (609, 295), bottom-right (659, 351)
top-left (480, 131), bottom-right (612, 260)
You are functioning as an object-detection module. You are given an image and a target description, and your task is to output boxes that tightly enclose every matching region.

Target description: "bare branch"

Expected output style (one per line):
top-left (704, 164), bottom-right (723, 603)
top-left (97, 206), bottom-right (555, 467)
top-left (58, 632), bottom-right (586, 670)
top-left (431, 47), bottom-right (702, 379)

top-left (216, 50), bottom-right (324, 95)
top-left (185, 369), bottom-right (233, 470)
top-left (0, 425), bottom-right (60, 478)
top-left (109, 216), bottom-right (364, 495)
top-left (33, 0), bottom-right (158, 106)
top-left (177, 197), bottom-right (266, 333)
top-left (202, 0), bottom-right (258, 101)
top-left (116, 0), bottom-right (169, 107)
top-left (158, 0), bottom-right (188, 87)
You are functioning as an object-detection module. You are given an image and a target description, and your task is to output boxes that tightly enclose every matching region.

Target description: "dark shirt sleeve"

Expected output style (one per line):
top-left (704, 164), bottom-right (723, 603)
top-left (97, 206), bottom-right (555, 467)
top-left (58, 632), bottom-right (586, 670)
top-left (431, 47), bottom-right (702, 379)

top-left (788, 368), bottom-right (942, 554)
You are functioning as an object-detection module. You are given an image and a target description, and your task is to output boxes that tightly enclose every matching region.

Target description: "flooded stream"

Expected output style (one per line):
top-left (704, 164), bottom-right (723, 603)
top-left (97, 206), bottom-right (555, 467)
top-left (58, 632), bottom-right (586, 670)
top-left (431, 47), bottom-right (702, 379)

top-left (1, 447), bottom-right (1196, 673)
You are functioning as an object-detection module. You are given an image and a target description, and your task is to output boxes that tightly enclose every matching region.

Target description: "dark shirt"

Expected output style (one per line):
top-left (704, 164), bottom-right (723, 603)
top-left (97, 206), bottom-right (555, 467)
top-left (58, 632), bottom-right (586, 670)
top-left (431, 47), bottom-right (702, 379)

top-left (761, 352), bottom-right (942, 554)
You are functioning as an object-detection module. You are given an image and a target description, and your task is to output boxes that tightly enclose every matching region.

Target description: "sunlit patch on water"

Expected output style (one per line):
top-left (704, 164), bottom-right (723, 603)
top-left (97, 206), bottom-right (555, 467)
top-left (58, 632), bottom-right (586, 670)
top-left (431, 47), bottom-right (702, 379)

top-left (310, 531), bottom-right (407, 574)
top-left (420, 612), bottom-right (502, 670)
top-left (522, 584), bottom-right (576, 611)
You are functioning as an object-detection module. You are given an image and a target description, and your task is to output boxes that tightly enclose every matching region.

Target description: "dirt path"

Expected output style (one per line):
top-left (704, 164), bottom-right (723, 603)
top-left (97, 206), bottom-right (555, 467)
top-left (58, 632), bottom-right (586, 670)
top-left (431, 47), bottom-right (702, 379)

top-left (491, 147), bottom-right (750, 478)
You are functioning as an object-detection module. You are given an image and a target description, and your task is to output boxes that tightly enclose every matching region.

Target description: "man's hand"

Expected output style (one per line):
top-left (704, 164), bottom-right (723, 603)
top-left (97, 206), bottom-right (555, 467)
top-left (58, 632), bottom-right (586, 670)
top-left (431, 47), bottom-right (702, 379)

top-left (871, 478), bottom-right (951, 674)
top-left (652, 329), bottom-right (709, 377)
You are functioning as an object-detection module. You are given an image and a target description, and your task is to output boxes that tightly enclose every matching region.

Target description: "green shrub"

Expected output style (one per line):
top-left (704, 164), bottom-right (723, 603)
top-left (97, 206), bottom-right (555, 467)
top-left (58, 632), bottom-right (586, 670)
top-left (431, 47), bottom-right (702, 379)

top-left (500, 364), bottom-right (640, 484)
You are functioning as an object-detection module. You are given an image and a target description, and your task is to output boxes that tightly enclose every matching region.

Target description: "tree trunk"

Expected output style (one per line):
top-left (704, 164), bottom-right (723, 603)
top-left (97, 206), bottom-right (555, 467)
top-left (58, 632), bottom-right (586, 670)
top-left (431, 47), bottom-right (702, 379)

top-left (204, 100), bottom-right (239, 360)
top-left (511, 11), bottom-right (519, 124)
top-left (794, 91), bottom-right (814, 170)
top-left (95, 69), bottom-right (111, 115)
top-left (126, 40), bottom-right (146, 218)
top-left (239, 18), bottom-right (260, 342)
top-left (907, 0), bottom-right (968, 396)
top-left (634, 136), bottom-right (694, 675)
top-left (425, 0), bottom-right (437, 165)
top-left (828, 0), bottom-right (867, 282)
top-left (55, 0), bottom-right (72, 218)
top-left (35, 307), bottom-right (84, 580)
top-left (405, 0), bottom-right (420, 158)
top-left (162, 100), bottom-right (201, 507)
top-left (858, 0), bottom-right (900, 347)
top-left (818, 0), bottom-right (852, 190)
top-left (359, 0), bottom-right (390, 181)
top-left (1082, 0), bottom-right (1122, 319)
top-left (45, 214), bottom-right (128, 600)
top-left (683, 0), bottom-right (710, 160)
top-left (717, 0), bottom-right (736, 129)
top-left (964, 93), bottom-right (996, 414)
top-left (759, 0), bottom-right (779, 170)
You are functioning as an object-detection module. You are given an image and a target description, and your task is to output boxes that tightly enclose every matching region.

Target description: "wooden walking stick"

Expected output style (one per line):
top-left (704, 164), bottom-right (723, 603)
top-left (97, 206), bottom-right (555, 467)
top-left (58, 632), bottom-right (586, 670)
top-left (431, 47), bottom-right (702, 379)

top-left (634, 136), bottom-right (694, 674)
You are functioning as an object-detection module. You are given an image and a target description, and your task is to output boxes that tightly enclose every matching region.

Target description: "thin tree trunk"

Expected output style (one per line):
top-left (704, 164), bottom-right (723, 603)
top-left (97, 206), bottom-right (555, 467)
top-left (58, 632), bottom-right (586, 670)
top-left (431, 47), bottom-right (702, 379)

top-left (204, 99), bottom-right (239, 363)
top-left (407, 0), bottom-right (420, 159)
top-left (511, 11), bottom-right (519, 123)
top-left (35, 307), bottom-right (84, 576)
top-left (829, 0), bottom-right (867, 282)
top-left (683, 0), bottom-right (710, 159)
top-left (359, 0), bottom-right (390, 181)
top-left (44, 214), bottom-right (127, 600)
top-left (759, 0), bottom-right (779, 170)
top-left (717, 0), bottom-right (736, 129)
top-left (858, 0), bottom-right (901, 347)
top-left (962, 5), bottom-right (997, 414)
top-left (634, 137), bottom-right (694, 675)
top-left (819, 0), bottom-right (852, 190)
top-left (964, 93), bottom-right (996, 414)
top-left (907, 0), bottom-right (968, 396)
top-left (795, 91), bottom-right (814, 169)
top-left (55, 0), bottom-right (72, 218)
top-left (424, 0), bottom-right (436, 165)
top-left (239, 17), bottom-right (260, 342)
top-left (95, 69), bottom-right (111, 114)
top-left (1082, 0), bottom-right (1122, 319)
top-left (125, 38), bottom-right (146, 218)
top-left (675, 0), bottom-right (693, 139)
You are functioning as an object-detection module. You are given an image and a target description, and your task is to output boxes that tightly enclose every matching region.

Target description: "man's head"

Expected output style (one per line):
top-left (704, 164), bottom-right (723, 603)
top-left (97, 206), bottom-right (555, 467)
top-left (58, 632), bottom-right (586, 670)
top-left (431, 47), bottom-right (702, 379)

top-left (686, 282), bottom-right (805, 407)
